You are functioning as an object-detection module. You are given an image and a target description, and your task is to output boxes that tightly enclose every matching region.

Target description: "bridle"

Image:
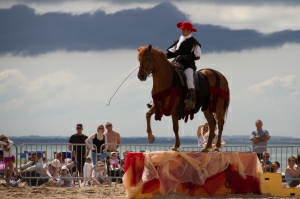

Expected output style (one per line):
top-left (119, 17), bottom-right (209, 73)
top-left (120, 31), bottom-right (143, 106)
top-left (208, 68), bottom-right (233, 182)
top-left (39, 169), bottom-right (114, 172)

top-left (139, 51), bottom-right (153, 77)
top-left (139, 49), bottom-right (173, 77)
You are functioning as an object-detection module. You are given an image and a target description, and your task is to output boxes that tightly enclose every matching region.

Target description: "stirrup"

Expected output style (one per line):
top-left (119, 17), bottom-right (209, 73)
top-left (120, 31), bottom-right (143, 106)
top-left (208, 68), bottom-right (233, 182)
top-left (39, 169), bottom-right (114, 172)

top-left (184, 99), bottom-right (195, 109)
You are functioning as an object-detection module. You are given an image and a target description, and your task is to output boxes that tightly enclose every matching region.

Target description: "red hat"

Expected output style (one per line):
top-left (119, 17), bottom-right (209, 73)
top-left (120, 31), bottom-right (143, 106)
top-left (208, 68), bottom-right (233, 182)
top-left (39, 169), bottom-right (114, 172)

top-left (176, 21), bottom-right (197, 32)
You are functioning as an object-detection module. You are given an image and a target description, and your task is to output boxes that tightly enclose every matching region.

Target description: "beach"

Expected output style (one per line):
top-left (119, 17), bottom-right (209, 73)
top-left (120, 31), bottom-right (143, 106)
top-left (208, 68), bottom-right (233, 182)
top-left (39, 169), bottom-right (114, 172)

top-left (1, 179), bottom-right (300, 199)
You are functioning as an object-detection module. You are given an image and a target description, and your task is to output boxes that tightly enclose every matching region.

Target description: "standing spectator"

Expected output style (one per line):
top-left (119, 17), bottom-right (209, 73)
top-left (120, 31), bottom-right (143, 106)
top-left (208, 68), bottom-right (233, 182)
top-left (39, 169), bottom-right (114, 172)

top-left (250, 119), bottom-right (270, 159)
top-left (85, 124), bottom-right (108, 166)
top-left (104, 122), bottom-right (121, 152)
top-left (68, 123), bottom-right (90, 182)
top-left (196, 122), bottom-right (209, 151)
top-left (0, 134), bottom-right (15, 184)
top-left (285, 156), bottom-right (300, 187)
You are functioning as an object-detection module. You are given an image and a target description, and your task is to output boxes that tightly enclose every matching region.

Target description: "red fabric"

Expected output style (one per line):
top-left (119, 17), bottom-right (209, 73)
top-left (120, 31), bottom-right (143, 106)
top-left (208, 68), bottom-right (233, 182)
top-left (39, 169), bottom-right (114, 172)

top-left (225, 164), bottom-right (261, 194)
top-left (152, 87), bottom-right (182, 121)
top-left (209, 86), bottom-right (230, 113)
top-left (124, 152), bottom-right (145, 186)
top-left (142, 178), bottom-right (160, 194)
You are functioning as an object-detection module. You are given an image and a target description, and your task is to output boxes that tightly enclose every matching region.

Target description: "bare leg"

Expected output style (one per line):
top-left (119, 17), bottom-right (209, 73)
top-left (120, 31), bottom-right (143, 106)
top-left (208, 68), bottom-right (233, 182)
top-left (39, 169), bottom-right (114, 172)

top-left (171, 113), bottom-right (180, 151)
top-left (146, 106), bottom-right (155, 143)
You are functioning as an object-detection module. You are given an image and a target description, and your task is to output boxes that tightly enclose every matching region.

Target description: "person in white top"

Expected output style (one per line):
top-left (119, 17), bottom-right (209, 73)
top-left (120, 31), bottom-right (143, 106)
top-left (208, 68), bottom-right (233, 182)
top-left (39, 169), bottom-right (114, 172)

top-left (83, 157), bottom-right (93, 182)
top-left (0, 134), bottom-right (15, 182)
top-left (201, 124), bottom-right (226, 151)
top-left (196, 122), bottom-right (209, 151)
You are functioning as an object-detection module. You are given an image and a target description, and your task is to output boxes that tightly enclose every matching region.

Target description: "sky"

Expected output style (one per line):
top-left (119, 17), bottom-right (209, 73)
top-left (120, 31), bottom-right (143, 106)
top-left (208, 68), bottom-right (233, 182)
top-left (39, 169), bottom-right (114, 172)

top-left (1, 0), bottom-right (300, 139)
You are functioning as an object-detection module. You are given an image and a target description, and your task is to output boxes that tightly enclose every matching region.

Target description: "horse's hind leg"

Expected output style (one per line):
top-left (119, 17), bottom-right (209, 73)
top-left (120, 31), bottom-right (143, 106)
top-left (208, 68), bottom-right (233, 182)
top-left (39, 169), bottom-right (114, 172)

top-left (202, 110), bottom-right (216, 152)
top-left (146, 106), bottom-right (156, 144)
top-left (171, 112), bottom-right (180, 151)
top-left (215, 99), bottom-right (225, 151)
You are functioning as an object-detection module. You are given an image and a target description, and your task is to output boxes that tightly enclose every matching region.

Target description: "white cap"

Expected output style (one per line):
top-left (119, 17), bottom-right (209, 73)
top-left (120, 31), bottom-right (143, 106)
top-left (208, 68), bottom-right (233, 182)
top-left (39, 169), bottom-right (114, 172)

top-left (61, 165), bottom-right (69, 171)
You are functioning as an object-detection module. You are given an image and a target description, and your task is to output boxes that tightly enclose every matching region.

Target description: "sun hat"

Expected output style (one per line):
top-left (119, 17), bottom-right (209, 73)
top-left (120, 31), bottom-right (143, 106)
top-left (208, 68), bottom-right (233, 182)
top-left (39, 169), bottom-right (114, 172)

top-left (51, 159), bottom-right (61, 168)
top-left (111, 151), bottom-right (116, 155)
top-left (176, 21), bottom-right (197, 32)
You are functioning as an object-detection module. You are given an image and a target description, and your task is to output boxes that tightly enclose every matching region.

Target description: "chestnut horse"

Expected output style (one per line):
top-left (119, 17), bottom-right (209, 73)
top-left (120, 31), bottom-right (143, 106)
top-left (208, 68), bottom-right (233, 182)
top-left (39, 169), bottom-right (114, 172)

top-left (137, 45), bottom-right (230, 151)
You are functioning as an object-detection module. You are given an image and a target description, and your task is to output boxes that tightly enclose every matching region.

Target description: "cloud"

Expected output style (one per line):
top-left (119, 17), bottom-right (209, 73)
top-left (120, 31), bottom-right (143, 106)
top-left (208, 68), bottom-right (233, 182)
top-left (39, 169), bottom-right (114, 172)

top-left (248, 75), bottom-right (297, 94)
top-left (1, 3), bottom-right (300, 56)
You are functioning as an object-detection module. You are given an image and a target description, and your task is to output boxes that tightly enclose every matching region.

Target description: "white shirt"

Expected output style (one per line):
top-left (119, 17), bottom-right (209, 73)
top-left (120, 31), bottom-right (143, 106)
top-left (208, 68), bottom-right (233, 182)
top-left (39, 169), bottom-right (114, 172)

top-left (83, 162), bottom-right (93, 178)
top-left (0, 140), bottom-right (15, 157)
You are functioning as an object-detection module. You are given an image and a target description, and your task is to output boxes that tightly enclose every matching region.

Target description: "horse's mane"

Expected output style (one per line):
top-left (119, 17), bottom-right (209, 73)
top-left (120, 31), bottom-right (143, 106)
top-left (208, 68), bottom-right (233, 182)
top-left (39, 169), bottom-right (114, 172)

top-left (151, 47), bottom-right (174, 68)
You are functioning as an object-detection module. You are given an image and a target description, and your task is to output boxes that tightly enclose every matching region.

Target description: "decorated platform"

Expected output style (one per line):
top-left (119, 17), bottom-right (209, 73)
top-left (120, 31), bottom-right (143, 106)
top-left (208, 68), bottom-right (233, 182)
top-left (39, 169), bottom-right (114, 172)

top-left (123, 151), bottom-right (263, 198)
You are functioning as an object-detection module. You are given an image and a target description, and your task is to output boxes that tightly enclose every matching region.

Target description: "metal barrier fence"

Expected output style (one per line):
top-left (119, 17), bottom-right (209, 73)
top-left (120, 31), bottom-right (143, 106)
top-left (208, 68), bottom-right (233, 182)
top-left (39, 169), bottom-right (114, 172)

top-left (3, 143), bottom-right (299, 188)
top-left (177, 145), bottom-right (252, 152)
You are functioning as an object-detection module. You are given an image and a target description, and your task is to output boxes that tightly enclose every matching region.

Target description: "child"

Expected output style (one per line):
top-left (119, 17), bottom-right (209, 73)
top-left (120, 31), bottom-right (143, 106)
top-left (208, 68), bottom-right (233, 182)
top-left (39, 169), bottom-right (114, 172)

top-left (90, 160), bottom-right (108, 185)
top-left (82, 157), bottom-right (92, 186)
top-left (0, 134), bottom-right (15, 184)
top-left (109, 152), bottom-right (121, 170)
top-left (56, 165), bottom-right (73, 187)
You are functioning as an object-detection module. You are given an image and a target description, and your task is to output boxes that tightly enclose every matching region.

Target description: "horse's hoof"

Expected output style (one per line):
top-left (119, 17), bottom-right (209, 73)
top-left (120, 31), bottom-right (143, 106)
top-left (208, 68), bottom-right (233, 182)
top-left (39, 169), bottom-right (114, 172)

top-left (171, 146), bottom-right (179, 151)
top-left (214, 148), bottom-right (220, 152)
top-left (201, 148), bottom-right (209, 152)
top-left (148, 135), bottom-right (155, 144)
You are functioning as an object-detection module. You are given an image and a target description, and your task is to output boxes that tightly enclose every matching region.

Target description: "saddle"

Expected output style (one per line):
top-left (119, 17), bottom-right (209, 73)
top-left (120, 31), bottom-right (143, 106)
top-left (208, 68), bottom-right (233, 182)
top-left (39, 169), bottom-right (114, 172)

top-left (174, 66), bottom-right (211, 122)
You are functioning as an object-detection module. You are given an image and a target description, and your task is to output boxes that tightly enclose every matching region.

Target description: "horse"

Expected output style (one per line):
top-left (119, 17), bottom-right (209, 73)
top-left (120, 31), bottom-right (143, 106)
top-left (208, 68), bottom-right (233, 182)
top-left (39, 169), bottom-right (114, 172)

top-left (137, 45), bottom-right (230, 151)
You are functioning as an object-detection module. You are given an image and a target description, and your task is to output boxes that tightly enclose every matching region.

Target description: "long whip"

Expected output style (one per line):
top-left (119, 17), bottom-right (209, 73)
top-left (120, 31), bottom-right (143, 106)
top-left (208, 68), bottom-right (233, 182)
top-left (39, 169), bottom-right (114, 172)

top-left (107, 66), bottom-right (139, 106)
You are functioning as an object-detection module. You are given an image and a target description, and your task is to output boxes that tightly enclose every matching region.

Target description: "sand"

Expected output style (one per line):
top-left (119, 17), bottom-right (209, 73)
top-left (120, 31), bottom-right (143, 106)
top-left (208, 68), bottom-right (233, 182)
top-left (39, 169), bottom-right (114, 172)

top-left (1, 179), bottom-right (300, 199)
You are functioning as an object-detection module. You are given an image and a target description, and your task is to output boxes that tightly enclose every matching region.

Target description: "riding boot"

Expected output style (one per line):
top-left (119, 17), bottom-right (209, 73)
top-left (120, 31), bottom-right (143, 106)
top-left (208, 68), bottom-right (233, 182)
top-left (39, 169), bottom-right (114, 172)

top-left (184, 88), bottom-right (196, 109)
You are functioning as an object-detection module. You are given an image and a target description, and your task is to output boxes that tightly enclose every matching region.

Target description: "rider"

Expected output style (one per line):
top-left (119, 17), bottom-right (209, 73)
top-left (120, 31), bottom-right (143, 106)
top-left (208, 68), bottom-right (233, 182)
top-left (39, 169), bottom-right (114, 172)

top-left (166, 21), bottom-right (201, 109)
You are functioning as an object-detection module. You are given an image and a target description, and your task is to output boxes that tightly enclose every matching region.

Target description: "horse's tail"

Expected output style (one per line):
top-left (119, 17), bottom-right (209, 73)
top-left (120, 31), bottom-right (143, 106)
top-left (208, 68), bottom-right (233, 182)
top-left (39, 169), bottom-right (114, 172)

top-left (223, 92), bottom-right (230, 122)
top-left (223, 76), bottom-right (230, 123)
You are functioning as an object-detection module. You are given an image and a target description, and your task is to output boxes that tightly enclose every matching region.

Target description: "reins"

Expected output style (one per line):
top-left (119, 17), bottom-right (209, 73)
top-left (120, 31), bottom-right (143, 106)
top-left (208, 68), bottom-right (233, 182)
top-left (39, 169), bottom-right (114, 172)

top-left (140, 49), bottom-right (174, 77)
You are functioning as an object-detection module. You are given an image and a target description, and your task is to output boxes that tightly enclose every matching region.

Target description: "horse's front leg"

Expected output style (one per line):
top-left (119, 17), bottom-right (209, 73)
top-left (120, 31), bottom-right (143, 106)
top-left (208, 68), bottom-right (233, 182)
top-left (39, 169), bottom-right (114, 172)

top-left (171, 113), bottom-right (180, 151)
top-left (146, 105), bottom-right (156, 144)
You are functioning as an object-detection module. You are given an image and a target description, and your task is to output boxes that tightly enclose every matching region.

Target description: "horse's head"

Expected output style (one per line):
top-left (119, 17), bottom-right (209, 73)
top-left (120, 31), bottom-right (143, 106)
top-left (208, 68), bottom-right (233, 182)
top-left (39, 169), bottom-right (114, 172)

top-left (137, 45), bottom-right (154, 81)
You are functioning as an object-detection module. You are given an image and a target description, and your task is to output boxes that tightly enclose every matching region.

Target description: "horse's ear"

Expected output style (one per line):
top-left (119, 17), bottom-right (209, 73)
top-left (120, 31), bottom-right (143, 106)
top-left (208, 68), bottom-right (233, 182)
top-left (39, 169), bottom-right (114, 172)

top-left (147, 45), bottom-right (152, 51)
top-left (137, 47), bottom-right (141, 51)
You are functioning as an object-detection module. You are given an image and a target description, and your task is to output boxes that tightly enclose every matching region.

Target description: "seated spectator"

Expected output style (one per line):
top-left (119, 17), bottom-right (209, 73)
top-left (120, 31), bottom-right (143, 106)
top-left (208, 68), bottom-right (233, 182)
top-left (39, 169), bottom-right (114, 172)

top-left (55, 151), bottom-right (75, 171)
top-left (56, 166), bottom-right (73, 187)
top-left (270, 161), bottom-right (280, 173)
top-left (285, 156), bottom-right (300, 187)
top-left (261, 151), bottom-right (271, 172)
top-left (109, 152), bottom-right (121, 171)
top-left (44, 159), bottom-right (61, 182)
top-left (13, 152), bottom-right (46, 187)
top-left (90, 160), bottom-right (108, 185)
